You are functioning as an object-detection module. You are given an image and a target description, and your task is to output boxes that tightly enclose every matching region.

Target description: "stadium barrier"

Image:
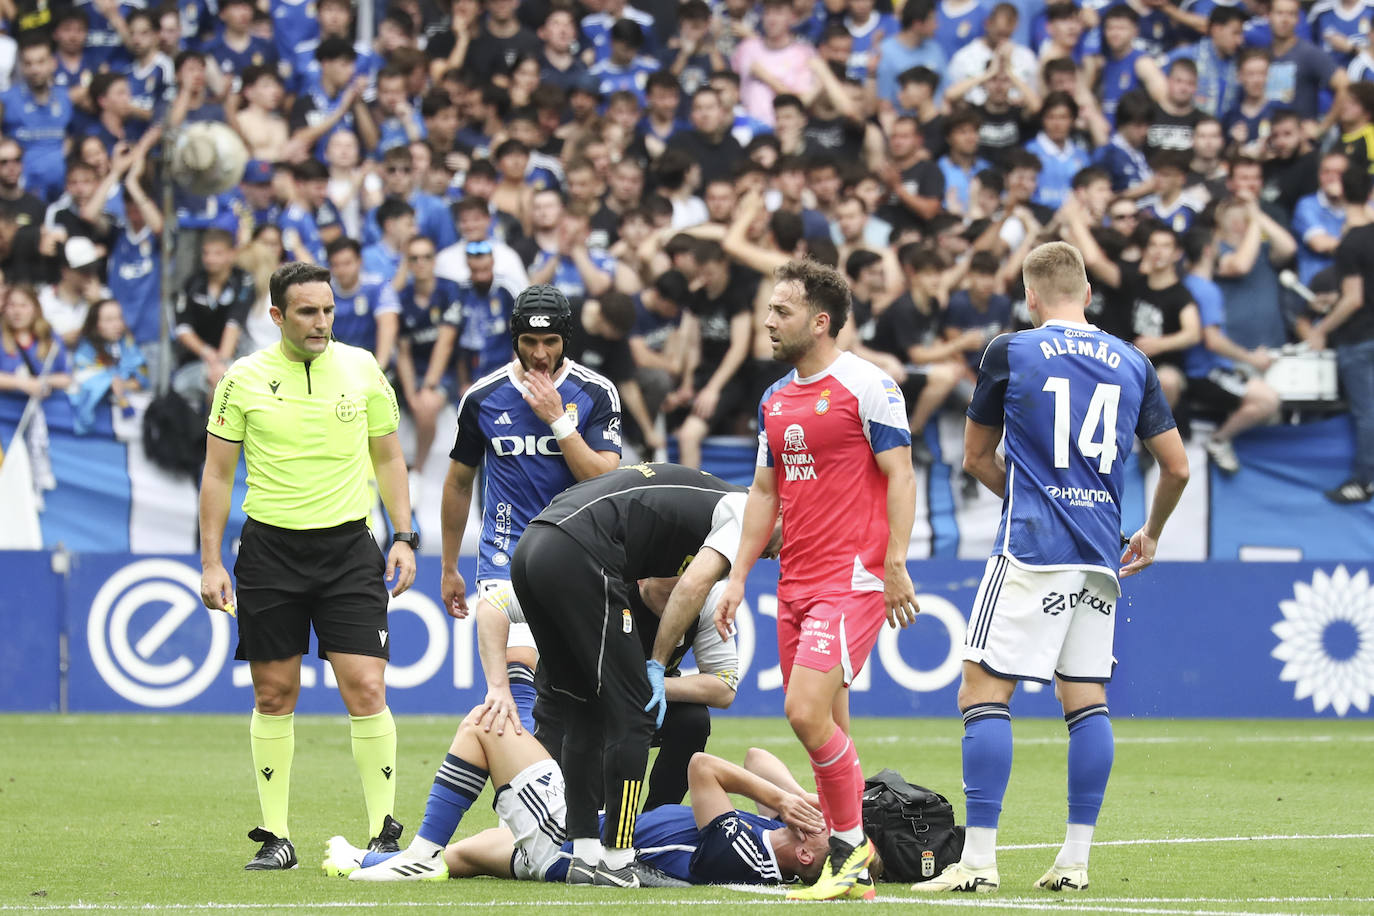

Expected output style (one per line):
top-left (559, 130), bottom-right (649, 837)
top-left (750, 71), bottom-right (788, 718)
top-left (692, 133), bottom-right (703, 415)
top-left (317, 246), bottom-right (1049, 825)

top-left (3, 552), bottom-right (1370, 719)
top-left (4, 393), bottom-right (1373, 559)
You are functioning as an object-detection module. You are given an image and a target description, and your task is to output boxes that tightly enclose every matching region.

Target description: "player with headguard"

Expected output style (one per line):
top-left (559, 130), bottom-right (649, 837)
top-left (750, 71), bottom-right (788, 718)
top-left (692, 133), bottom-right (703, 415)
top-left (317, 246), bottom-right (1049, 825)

top-left (359, 284), bottom-right (621, 880)
top-left (713, 259), bottom-right (920, 902)
top-left (915, 241), bottom-right (1188, 894)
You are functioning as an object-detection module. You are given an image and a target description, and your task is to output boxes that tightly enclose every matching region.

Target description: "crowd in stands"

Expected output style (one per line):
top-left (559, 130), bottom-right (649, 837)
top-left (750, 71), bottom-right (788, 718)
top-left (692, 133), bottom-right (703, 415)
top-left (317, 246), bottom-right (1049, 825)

top-left (0, 0), bottom-right (1372, 504)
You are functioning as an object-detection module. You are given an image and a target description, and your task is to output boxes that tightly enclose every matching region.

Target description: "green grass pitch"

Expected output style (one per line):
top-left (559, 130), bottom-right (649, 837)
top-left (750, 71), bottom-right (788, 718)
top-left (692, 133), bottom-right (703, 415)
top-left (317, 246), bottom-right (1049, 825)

top-left (3, 714), bottom-right (1372, 914)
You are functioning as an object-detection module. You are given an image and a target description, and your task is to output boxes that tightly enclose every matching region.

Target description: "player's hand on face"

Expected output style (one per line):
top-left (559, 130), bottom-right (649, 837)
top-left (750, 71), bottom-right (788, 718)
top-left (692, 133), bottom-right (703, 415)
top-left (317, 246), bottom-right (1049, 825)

top-left (775, 793), bottom-right (827, 836)
top-left (883, 562), bottom-right (919, 628)
top-left (441, 567), bottom-right (469, 617)
top-left (522, 370), bottom-right (565, 425)
top-left (476, 686), bottom-right (522, 735)
top-left (1119, 528), bottom-right (1157, 578)
top-left (385, 542), bottom-right (417, 596)
top-left (200, 563), bottom-right (236, 616)
top-left (714, 579), bottom-right (745, 642)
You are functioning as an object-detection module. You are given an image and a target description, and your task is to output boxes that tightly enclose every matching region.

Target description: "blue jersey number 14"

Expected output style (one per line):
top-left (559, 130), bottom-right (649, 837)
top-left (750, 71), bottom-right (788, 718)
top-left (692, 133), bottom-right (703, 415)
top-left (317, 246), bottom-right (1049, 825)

top-left (1042, 377), bottom-right (1122, 473)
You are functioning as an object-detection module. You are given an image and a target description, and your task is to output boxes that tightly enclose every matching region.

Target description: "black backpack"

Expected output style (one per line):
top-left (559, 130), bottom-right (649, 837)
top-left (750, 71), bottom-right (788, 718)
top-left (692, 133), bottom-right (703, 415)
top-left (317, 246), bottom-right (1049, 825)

top-left (142, 390), bottom-right (207, 479)
top-left (861, 768), bottom-right (965, 883)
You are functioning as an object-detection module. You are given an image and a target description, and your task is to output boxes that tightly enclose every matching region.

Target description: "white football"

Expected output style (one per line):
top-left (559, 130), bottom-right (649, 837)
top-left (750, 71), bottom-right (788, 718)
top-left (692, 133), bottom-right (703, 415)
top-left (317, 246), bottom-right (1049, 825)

top-left (169, 122), bottom-right (250, 197)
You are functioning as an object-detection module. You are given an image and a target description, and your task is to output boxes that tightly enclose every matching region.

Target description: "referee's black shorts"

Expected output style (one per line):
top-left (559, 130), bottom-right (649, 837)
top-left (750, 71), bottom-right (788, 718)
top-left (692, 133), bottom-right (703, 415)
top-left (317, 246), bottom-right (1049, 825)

top-left (233, 517), bottom-right (390, 662)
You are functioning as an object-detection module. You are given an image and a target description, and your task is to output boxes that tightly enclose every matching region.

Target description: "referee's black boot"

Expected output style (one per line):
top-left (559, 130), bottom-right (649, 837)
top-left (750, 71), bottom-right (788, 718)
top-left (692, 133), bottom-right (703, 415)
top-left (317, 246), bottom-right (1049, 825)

top-left (366, 815), bottom-right (404, 855)
top-left (244, 828), bottom-right (298, 871)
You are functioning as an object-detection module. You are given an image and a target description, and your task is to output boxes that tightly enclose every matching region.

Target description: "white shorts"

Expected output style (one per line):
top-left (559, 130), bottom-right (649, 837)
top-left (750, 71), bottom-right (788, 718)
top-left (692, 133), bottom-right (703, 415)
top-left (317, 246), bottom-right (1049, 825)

top-left (963, 556), bottom-right (1119, 684)
top-left (477, 579), bottom-right (536, 650)
top-left (494, 759), bottom-right (568, 881)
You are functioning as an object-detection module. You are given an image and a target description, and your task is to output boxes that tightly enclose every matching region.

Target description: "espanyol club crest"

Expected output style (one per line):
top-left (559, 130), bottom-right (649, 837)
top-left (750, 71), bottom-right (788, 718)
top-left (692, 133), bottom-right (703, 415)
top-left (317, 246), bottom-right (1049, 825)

top-left (814, 389), bottom-right (830, 415)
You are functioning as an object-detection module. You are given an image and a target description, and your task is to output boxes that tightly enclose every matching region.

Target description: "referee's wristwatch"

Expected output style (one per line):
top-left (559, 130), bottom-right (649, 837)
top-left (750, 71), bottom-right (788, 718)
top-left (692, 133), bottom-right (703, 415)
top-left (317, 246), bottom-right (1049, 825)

top-left (392, 531), bottom-right (420, 551)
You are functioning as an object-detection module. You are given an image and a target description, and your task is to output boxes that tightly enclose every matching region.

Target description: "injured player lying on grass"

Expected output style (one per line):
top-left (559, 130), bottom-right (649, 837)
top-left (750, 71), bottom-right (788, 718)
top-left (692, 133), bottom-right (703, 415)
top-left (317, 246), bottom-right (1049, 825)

top-left (323, 703), bottom-right (835, 887)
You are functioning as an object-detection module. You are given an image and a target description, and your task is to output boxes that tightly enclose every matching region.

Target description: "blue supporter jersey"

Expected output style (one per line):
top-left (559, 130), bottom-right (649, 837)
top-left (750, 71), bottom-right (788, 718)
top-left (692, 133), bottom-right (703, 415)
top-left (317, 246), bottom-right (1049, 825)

top-left (78, 0), bottom-right (137, 69)
top-left (271, 0), bottom-right (318, 68)
top-left (966, 321), bottom-right (1176, 582)
top-left (108, 223), bottom-right (161, 345)
top-left (1309, 0), bottom-right (1372, 68)
top-left (542, 806), bottom-right (785, 885)
top-left (1025, 134), bottom-right (1090, 208)
top-left (362, 242), bottom-right (402, 285)
top-left (456, 280), bottom-right (518, 381)
top-left (376, 109), bottom-right (427, 154)
top-left (331, 274), bottom-right (400, 353)
top-left (1, 84), bottom-right (73, 200)
top-left (1099, 47), bottom-right (1144, 122)
top-left (1138, 194), bottom-right (1201, 232)
top-left (531, 249), bottom-right (618, 306)
top-left (174, 186), bottom-right (238, 231)
top-left (1094, 134), bottom-right (1153, 191)
top-left (363, 192), bottom-right (456, 251)
top-left (1222, 99), bottom-right (1279, 143)
top-left (589, 56), bottom-right (661, 104)
top-left (1182, 273), bottom-right (1232, 378)
top-left (280, 203), bottom-right (327, 264)
top-left (450, 359), bottom-right (622, 579)
top-left (121, 56), bottom-right (176, 118)
top-left (582, 8), bottom-right (658, 63)
top-left (844, 12), bottom-right (901, 81)
top-left (1292, 192), bottom-right (1346, 285)
top-left (398, 277), bottom-right (462, 374)
top-left (203, 33), bottom-right (283, 87)
top-left (935, 0), bottom-right (987, 61)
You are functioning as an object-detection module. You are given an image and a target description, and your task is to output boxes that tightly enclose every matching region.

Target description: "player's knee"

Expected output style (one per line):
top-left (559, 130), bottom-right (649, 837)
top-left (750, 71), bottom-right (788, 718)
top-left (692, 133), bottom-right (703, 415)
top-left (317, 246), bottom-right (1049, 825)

top-left (783, 694), bottom-right (829, 746)
top-left (341, 674), bottom-right (387, 716)
top-left (253, 686), bottom-right (296, 716)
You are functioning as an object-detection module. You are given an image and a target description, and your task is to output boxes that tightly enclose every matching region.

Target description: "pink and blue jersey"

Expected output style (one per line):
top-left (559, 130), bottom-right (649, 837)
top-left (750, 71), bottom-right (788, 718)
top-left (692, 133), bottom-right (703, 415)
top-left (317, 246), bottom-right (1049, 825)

top-left (758, 352), bottom-right (910, 602)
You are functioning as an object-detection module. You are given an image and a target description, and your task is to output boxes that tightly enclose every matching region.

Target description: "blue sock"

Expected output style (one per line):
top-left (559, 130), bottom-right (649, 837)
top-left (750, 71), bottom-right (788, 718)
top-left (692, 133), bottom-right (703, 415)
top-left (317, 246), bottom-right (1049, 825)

top-left (1065, 704), bottom-right (1114, 826)
top-left (508, 662), bottom-right (536, 734)
top-left (962, 703), bottom-right (1013, 829)
top-left (416, 753), bottom-right (488, 847)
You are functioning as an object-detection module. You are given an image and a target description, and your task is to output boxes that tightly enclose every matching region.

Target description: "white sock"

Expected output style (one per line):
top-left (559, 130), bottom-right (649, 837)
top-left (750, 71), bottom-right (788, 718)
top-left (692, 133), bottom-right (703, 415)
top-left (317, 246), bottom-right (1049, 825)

top-left (602, 845), bottom-right (634, 869)
top-left (1055, 823), bottom-right (1094, 867)
top-left (833, 826), bottom-right (865, 848)
top-left (962, 827), bottom-right (998, 868)
top-left (407, 837), bottom-right (443, 859)
top-left (572, 837), bottom-right (601, 864)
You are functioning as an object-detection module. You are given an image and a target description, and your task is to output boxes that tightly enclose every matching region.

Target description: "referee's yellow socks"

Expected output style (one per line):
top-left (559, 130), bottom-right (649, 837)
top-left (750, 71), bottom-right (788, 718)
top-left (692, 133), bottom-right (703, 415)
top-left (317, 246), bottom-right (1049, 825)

top-left (350, 707), bottom-right (397, 839)
top-left (250, 710), bottom-right (294, 839)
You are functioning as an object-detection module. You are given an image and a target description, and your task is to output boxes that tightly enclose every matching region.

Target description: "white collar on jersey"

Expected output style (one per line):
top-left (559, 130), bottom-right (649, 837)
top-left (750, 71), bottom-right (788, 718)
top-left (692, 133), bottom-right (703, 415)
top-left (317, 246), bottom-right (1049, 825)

top-left (792, 351), bottom-right (846, 386)
top-left (506, 358), bottom-right (575, 397)
top-left (1043, 319), bottom-right (1101, 330)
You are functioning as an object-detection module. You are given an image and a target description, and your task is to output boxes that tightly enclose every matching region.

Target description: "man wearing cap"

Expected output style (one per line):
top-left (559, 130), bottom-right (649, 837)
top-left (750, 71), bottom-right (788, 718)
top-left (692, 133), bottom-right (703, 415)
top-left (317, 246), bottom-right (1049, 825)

top-left (239, 160), bottom-right (283, 232)
top-left (39, 236), bottom-right (110, 346)
top-left (359, 284), bottom-right (622, 880)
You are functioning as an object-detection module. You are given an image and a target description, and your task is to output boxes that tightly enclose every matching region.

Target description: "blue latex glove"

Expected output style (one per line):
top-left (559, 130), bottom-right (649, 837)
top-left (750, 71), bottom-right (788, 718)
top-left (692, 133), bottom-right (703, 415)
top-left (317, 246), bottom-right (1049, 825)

top-left (644, 659), bottom-right (667, 728)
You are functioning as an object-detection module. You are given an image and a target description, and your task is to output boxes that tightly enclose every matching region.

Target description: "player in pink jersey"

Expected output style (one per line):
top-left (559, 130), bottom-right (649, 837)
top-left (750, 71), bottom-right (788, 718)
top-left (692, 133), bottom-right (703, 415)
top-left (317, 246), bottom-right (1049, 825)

top-left (716, 259), bottom-right (920, 901)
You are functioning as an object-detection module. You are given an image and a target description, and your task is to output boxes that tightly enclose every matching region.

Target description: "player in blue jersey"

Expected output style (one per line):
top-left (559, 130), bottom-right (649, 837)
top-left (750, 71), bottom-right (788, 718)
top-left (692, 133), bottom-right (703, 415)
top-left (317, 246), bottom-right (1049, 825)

top-left (352, 286), bottom-right (621, 878)
top-left (326, 238), bottom-right (401, 364)
top-left (916, 242), bottom-right (1189, 895)
top-left (328, 720), bottom-right (828, 886)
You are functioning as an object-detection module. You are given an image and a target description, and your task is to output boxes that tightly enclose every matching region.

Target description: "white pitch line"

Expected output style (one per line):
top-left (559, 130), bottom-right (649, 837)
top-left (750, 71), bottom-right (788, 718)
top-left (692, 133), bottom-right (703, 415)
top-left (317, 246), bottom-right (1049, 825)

top-left (999, 832), bottom-right (1374, 851)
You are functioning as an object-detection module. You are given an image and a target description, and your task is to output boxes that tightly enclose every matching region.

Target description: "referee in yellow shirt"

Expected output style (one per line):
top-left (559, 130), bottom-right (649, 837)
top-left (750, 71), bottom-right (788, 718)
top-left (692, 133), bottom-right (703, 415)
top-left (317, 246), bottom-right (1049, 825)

top-left (199, 262), bottom-right (418, 871)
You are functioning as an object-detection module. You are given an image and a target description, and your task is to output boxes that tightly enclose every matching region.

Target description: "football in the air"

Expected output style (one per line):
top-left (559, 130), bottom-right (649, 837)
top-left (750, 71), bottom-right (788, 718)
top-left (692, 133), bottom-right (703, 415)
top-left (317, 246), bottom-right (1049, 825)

top-left (169, 122), bottom-right (249, 197)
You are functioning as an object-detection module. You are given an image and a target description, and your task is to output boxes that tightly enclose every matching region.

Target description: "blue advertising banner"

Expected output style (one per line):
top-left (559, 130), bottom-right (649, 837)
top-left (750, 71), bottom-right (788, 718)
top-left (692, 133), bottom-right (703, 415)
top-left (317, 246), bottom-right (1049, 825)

top-left (2, 552), bottom-right (1371, 718)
